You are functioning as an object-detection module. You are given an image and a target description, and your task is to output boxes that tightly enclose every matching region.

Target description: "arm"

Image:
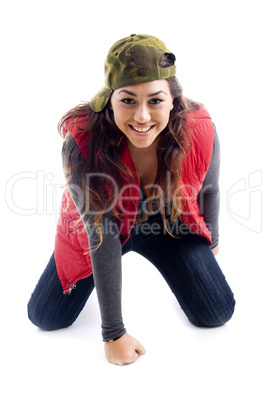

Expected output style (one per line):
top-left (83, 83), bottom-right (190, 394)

top-left (198, 124), bottom-right (220, 253)
top-left (62, 134), bottom-right (145, 364)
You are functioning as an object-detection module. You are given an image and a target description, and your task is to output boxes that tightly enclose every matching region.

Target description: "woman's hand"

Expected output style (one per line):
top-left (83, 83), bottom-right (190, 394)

top-left (104, 333), bottom-right (146, 366)
top-left (212, 244), bottom-right (219, 257)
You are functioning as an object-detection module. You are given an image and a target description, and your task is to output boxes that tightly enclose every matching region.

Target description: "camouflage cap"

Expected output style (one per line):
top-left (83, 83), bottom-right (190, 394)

top-left (90, 34), bottom-right (176, 112)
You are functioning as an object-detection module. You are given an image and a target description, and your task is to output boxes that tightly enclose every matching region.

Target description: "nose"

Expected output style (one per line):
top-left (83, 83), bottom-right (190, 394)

top-left (134, 104), bottom-right (151, 123)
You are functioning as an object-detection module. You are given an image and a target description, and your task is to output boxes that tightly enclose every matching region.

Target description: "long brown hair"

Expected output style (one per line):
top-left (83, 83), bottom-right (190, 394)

top-left (58, 76), bottom-right (200, 246)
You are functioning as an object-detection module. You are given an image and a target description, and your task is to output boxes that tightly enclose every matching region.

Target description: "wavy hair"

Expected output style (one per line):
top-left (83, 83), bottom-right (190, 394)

top-left (58, 75), bottom-right (200, 247)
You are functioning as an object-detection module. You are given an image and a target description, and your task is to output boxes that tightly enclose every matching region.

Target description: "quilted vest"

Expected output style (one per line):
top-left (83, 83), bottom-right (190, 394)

top-left (54, 106), bottom-right (214, 294)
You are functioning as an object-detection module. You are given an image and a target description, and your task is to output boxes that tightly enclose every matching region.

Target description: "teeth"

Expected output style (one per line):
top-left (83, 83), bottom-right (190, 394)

top-left (132, 125), bottom-right (152, 133)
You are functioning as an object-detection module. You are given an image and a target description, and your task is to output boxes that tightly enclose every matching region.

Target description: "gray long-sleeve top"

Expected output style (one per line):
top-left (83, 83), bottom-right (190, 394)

top-left (63, 125), bottom-right (220, 341)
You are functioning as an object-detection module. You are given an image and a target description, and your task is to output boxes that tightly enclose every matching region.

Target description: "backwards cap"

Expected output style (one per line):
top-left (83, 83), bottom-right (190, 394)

top-left (90, 34), bottom-right (176, 112)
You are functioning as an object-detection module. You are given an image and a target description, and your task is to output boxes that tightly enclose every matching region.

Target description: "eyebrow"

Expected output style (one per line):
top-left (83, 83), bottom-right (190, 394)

top-left (118, 89), bottom-right (167, 97)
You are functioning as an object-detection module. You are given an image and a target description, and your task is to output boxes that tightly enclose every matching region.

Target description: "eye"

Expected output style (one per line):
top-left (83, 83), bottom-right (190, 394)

top-left (149, 98), bottom-right (163, 105)
top-left (121, 98), bottom-right (135, 105)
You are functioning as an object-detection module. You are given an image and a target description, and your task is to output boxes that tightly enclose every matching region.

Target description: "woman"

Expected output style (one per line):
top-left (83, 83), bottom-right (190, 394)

top-left (28, 34), bottom-right (235, 366)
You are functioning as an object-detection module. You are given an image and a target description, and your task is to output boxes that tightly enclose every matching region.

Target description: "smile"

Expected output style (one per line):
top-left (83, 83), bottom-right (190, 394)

top-left (130, 125), bottom-right (154, 133)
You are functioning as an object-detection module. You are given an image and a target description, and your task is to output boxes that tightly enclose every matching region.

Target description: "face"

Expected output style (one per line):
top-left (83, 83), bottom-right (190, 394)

top-left (110, 80), bottom-right (174, 149)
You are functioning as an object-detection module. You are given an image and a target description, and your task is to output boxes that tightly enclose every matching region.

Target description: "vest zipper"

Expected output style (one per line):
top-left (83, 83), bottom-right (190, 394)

top-left (67, 284), bottom-right (77, 295)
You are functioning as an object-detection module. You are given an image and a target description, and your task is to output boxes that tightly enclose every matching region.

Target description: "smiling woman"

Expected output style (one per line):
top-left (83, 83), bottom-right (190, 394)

top-left (110, 80), bottom-right (174, 149)
top-left (28, 34), bottom-right (235, 366)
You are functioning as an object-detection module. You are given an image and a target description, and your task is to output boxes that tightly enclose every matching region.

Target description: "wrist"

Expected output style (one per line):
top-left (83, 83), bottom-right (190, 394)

top-left (105, 334), bottom-right (124, 343)
top-left (103, 329), bottom-right (126, 343)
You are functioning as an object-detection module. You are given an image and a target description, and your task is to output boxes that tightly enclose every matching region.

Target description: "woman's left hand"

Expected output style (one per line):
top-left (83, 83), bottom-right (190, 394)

top-left (104, 333), bottom-right (146, 366)
top-left (212, 245), bottom-right (219, 257)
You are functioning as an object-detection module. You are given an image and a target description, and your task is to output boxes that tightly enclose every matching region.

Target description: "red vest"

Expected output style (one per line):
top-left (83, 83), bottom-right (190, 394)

top-left (55, 106), bottom-right (214, 294)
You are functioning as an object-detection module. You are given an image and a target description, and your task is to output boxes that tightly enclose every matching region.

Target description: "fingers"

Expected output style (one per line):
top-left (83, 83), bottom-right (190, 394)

top-left (135, 344), bottom-right (146, 357)
top-left (104, 333), bottom-right (146, 365)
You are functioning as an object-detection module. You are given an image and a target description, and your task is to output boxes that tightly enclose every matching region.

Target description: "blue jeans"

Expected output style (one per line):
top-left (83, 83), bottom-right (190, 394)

top-left (28, 214), bottom-right (235, 331)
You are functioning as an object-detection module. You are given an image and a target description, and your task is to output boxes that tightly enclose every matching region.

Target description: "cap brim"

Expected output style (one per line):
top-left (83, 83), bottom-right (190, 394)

top-left (90, 87), bottom-right (113, 113)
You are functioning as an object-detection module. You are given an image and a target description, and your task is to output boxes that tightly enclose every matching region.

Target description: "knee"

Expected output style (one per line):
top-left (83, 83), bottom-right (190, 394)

top-left (27, 297), bottom-right (66, 332)
top-left (189, 297), bottom-right (236, 328)
top-left (27, 298), bottom-right (47, 331)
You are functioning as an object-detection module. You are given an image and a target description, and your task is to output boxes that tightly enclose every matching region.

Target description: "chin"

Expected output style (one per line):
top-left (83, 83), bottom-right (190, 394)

top-left (132, 140), bottom-right (154, 149)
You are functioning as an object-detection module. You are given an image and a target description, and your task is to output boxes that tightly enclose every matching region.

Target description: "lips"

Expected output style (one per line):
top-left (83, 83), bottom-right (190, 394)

top-left (130, 124), bottom-right (155, 133)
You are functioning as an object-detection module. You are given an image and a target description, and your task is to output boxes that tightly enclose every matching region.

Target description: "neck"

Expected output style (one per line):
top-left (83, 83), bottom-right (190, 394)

top-left (127, 137), bottom-right (159, 158)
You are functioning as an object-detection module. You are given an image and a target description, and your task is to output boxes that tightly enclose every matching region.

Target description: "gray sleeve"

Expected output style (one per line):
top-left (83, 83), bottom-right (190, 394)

top-left (197, 124), bottom-right (220, 249)
top-left (62, 134), bottom-right (126, 342)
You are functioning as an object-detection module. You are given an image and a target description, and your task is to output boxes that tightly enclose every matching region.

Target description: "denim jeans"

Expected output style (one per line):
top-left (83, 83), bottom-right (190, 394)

top-left (28, 213), bottom-right (235, 331)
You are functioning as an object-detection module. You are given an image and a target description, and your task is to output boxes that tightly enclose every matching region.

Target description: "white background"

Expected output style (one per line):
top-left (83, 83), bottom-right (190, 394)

top-left (1, 0), bottom-right (266, 401)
